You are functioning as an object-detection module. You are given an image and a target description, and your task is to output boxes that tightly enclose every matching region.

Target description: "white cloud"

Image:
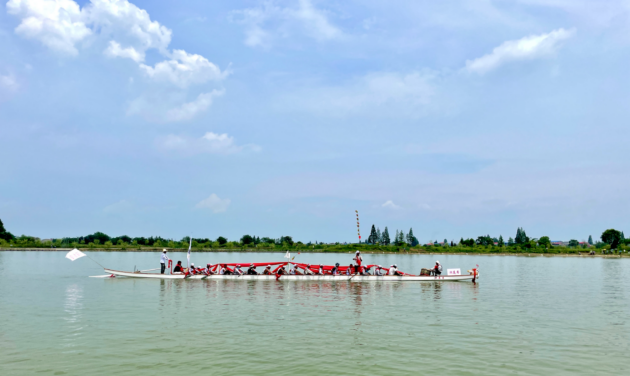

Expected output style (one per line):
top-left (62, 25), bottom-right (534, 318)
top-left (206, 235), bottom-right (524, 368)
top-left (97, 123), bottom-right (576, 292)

top-left (140, 50), bottom-right (228, 88)
top-left (232, 0), bottom-right (342, 47)
top-left (104, 40), bottom-right (144, 62)
top-left (156, 131), bottom-right (261, 155)
top-left (382, 200), bottom-right (400, 209)
top-left (7, 0), bottom-right (92, 55)
top-left (163, 90), bottom-right (224, 122)
top-left (465, 28), bottom-right (575, 74)
top-left (195, 194), bottom-right (231, 213)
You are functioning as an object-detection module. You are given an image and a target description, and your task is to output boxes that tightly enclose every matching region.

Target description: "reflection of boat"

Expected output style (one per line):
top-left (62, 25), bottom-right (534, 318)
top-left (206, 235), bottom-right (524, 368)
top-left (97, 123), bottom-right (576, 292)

top-left (103, 267), bottom-right (478, 282)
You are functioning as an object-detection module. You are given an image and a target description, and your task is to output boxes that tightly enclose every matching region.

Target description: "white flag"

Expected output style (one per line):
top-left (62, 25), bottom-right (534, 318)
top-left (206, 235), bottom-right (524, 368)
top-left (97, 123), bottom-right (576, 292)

top-left (66, 249), bottom-right (86, 261)
top-left (187, 237), bottom-right (192, 268)
top-left (284, 251), bottom-right (290, 259)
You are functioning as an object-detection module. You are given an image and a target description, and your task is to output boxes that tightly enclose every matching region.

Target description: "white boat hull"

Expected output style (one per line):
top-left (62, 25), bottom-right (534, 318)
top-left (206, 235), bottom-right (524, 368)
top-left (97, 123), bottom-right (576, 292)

top-left (103, 269), bottom-right (477, 282)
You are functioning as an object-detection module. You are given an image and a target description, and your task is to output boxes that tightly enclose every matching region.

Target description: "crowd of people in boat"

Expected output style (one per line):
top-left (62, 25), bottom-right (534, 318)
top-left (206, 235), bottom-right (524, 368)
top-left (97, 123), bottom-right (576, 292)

top-left (160, 250), bottom-right (444, 277)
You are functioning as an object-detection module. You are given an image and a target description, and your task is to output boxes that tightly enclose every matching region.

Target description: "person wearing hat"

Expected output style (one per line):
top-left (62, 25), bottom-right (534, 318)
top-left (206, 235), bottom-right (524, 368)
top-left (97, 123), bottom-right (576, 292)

top-left (353, 250), bottom-right (363, 273)
top-left (389, 264), bottom-right (403, 276)
top-left (331, 263), bottom-right (340, 275)
top-left (276, 265), bottom-right (287, 275)
top-left (290, 265), bottom-right (302, 275)
top-left (362, 265), bottom-right (372, 275)
top-left (234, 265), bottom-right (244, 275)
top-left (204, 263), bottom-right (214, 275)
top-left (187, 263), bottom-right (196, 275)
top-left (263, 265), bottom-right (272, 275)
top-left (317, 264), bottom-right (325, 275)
top-left (345, 264), bottom-right (354, 276)
top-left (247, 264), bottom-right (258, 275)
top-left (160, 249), bottom-right (170, 274)
top-left (303, 264), bottom-right (314, 275)
top-left (432, 261), bottom-right (442, 276)
top-left (375, 265), bottom-right (385, 276)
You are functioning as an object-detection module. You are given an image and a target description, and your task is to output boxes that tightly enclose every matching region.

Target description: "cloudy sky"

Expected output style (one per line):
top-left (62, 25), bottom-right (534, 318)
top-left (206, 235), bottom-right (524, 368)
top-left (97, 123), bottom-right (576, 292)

top-left (1, 0), bottom-right (629, 243)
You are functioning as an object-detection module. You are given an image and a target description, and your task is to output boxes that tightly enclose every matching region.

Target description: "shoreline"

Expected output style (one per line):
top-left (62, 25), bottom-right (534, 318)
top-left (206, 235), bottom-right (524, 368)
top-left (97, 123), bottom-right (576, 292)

top-left (1, 248), bottom-right (626, 258)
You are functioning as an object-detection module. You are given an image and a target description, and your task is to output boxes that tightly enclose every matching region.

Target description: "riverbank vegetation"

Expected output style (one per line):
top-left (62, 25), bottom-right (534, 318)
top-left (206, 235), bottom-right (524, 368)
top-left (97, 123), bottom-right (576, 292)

top-left (0, 218), bottom-right (627, 254)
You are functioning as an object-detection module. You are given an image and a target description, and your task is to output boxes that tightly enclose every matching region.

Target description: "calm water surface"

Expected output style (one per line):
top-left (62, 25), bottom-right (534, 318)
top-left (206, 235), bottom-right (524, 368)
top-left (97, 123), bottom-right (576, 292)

top-left (0, 251), bottom-right (628, 375)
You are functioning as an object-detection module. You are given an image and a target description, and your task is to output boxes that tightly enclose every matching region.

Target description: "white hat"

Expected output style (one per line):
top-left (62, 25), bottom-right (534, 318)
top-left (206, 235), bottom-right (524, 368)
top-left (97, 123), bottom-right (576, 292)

top-left (163, 249), bottom-right (167, 253)
top-left (436, 261), bottom-right (440, 264)
top-left (191, 263), bottom-right (195, 266)
top-left (378, 265), bottom-right (382, 268)
top-left (355, 250), bottom-right (360, 254)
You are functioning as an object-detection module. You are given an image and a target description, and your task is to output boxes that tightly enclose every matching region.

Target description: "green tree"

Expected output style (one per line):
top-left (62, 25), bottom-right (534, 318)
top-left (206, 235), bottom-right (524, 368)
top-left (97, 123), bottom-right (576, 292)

top-left (382, 227), bottom-right (391, 245)
top-left (376, 228), bottom-right (382, 243)
top-left (476, 235), bottom-right (493, 246)
top-left (406, 228), bottom-right (415, 245)
top-left (368, 225), bottom-right (378, 245)
top-left (280, 236), bottom-right (294, 246)
top-left (443, 238), bottom-right (448, 246)
top-left (498, 235), bottom-right (504, 247)
top-left (538, 236), bottom-right (551, 248)
top-left (568, 239), bottom-right (579, 247)
top-left (508, 237), bottom-right (515, 246)
top-left (588, 235), bottom-right (593, 245)
top-left (515, 227), bottom-right (529, 244)
top-left (601, 229), bottom-right (622, 249)
top-left (0, 219), bottom-right (16, 241)
top-left (240, 235), bottom-right (254, 245)
top-left (216, 236), bottom-right (228, 245)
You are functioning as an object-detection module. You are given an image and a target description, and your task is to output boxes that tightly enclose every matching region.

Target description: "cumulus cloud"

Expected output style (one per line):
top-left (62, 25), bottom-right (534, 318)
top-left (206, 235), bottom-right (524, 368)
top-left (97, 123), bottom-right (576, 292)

top-left (6, 0), bottom-right (92, 55)
top-left (7, 0), bottom-right (228, 122)
top-left (140, 50), bottom-right (228, 88)
top-left (231, 0), bottom-right (342, 47)
top-left (382, 200), bottom-right (400, 209)
top-left (465, 28), bottom-right (575, 74)
top-left (156, 131), bottom-right (261, 155)
top-left (196, 194), bottom-right (230, 213)
top-left (104, 40), bottom-right (144, 62)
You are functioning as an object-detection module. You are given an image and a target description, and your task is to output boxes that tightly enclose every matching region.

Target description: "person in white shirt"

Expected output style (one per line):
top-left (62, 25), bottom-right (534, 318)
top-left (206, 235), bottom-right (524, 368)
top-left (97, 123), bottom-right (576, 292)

top-left (345, 264), bottom-right (353, 276)
top-left (389, 264), bottom-right (403, 276)
top-left (375, 265), bottom-right (384, 276)
top-left (160, 250), bottom-right (170, 274)
top-left (234, 265), bottom-right (244, 275)
top-left (303, 264), bottom-right (314, 275)
top-left (317, 264), bottom-right (325, 275)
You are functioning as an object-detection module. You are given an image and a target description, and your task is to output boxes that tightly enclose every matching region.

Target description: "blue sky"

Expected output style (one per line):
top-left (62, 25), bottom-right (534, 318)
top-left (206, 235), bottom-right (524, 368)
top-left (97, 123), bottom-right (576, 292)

top-left (1, 0), bottom-right (629, 243)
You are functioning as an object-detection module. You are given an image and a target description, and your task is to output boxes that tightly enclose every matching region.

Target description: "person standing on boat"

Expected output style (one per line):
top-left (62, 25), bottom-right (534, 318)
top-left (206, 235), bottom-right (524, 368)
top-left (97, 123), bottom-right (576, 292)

top-left (432, 261), bottom-right (442, 276)
top-left (160, 250), bottom-right (170, 274)
top-left (353, 251), bottom-right (363, 273)
top-left (173, 261), bottom-right (183, 273)
top-left (247, 264), bottom-right (258, 275)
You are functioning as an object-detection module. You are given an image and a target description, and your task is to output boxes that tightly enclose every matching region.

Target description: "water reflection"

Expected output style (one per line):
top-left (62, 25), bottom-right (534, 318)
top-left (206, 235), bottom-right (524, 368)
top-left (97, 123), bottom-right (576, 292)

top-left (62, 284), bottom-right (83, 351)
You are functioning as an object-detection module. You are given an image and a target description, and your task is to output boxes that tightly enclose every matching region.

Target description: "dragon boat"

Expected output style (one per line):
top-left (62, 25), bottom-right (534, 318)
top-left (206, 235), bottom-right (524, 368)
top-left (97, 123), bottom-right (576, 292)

top-left (103, 261), bottom-right (479, 282)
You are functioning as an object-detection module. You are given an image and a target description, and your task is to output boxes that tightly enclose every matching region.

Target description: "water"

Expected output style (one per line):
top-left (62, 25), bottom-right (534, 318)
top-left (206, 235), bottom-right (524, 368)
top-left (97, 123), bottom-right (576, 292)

top-left (0, 251), bottom-right (628, 375)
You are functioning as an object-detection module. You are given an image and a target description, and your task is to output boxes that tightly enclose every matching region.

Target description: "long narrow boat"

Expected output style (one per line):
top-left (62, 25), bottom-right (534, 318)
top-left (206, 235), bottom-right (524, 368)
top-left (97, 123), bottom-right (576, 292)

top-left (103, 268), bottom-right (478, 282)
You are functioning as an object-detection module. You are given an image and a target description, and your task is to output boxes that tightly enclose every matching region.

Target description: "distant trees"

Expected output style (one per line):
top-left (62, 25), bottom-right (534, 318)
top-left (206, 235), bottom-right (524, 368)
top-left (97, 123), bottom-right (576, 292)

top-left (498, 235), bottom-right (504, 247)
top-left (538, 236), bottom-right (551, 248)
top-left (476, 235), bottom-right (493, 246)
top-left (568, 239), bottom-right (579, 247)
top-left (515, 228), bottom-right (529, 244)
top-left (588, 235), bottom-right (593, 245)
top-left (367, 225), bottom-right (378, 245)
top-left (460, 238), bottom-right (475, 247)
top-left (216, 236), bottom-right (228, 245)
top-left (280, 236), bottom-right (294, 246)
top-left (240, 235), bottom-right (254, 245)
top-left (376, 228), bottom-right (382, 243)
top-left (382, 227), bottom-right (391, 245)
top-left (601, 229), bottom-right (622, 249)
top-left (0, 219), bottom-right (15, 241)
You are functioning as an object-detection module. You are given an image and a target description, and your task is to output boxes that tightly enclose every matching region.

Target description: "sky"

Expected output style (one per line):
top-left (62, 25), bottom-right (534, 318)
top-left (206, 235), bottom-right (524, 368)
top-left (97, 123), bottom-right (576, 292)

top-left (1, 0), bottom-right (629, 243)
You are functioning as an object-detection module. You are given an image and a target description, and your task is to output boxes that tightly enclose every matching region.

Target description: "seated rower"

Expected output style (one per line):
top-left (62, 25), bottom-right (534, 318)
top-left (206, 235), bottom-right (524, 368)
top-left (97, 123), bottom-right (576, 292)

top-left (375, 265), bottom-right (385, 276)
top-left (173, 261), bottom-right (184, 273)
top-left (263, 265), bottom-right (272, 275)
top-left (345, 264), bottom-right (354, 276)
top-left (219, 264), bottom-right (233, 275)
top-left (317, 264), bottom-right (325, 275)
top-left (188, 263), bottom-right (197, 275)
top-left (204, 264), bottom-right (214, 275)
top-left (276, 265), bottom-right (287, 275)
top-left (431, 261), bottom-right (442, 276)
top-left (361, 265), bottom-right (370, 275)
top-left (331, 263), bottom-right (340, 275)
top-left (389, 264), bottom-right (404, 276)
top-left (303, 264), bottom-right (314, 275)
top-left (247, 264), bottom-right (258, 275)
top-left (234, 265), bottom-right (244, 275)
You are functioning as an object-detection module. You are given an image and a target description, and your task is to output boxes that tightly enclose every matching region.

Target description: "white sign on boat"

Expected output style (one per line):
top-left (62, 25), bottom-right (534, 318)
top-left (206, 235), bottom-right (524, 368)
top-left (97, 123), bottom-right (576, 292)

top-left (447, 268), bottom-right (461, 276)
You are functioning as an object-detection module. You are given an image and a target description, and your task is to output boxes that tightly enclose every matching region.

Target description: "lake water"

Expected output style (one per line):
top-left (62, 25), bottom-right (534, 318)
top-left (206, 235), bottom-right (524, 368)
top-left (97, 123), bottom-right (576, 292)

top-left (1, 251), bottom-right (628, 375)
